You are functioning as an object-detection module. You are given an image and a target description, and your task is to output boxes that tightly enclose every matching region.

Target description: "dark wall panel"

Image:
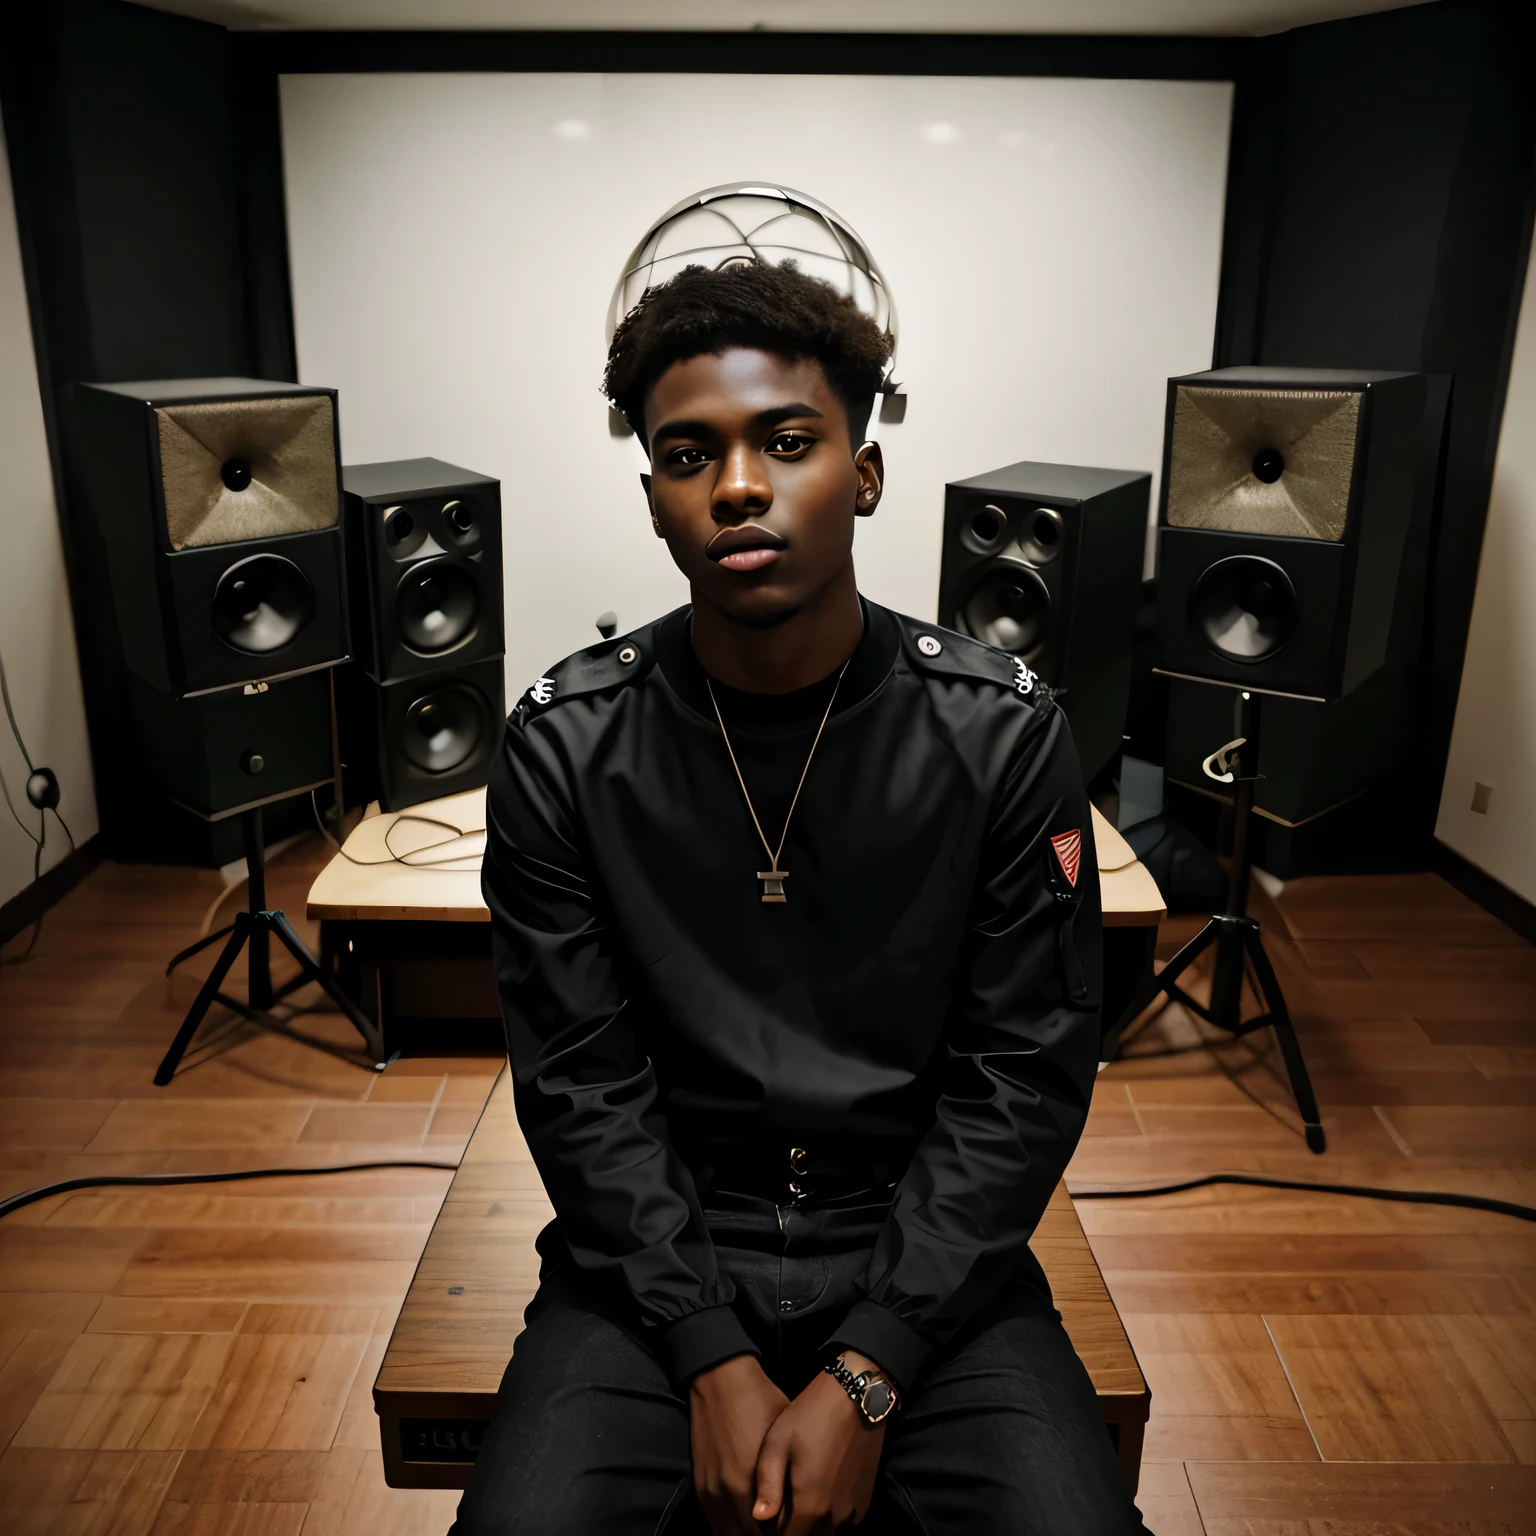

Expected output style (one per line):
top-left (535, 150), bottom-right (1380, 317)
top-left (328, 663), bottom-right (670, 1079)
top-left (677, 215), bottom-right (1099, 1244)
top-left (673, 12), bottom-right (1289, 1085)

top-left (1217, 0), bottom-right (1536, 864)
top-left (0, 0), bottom-right (290, 860)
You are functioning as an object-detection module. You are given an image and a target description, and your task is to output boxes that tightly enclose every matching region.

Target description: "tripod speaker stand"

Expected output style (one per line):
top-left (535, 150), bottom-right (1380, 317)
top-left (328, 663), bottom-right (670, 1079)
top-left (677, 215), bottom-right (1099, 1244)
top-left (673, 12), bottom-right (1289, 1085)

top-left (1104, 689), bottom-right (1326, 1153)
top-left (154, 804), bottom-right (386, 1085)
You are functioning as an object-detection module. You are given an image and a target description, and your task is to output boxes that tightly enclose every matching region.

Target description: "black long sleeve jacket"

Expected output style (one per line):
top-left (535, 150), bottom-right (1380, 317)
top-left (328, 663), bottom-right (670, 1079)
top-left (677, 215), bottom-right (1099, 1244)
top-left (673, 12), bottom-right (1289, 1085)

top-left (482, 600), bottom-right (1102, 1393)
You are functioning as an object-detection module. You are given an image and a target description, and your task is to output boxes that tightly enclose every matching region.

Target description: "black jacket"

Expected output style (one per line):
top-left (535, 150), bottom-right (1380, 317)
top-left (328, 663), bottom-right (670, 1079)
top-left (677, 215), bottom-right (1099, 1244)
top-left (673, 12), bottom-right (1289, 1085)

top-left (483, 599), bottom-right (1102, 1393)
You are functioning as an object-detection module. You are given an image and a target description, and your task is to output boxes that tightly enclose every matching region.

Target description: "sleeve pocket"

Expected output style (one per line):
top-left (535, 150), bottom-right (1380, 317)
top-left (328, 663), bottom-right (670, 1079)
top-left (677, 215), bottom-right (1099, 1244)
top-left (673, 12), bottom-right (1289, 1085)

top-left (1057, 906), bottom-right (1096, 1007)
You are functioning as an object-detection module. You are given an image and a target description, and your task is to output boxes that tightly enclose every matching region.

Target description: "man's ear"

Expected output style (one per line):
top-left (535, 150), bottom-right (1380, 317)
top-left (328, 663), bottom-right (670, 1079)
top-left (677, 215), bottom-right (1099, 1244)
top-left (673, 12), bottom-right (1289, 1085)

top-left (853, 442), bottom-right (884, 518)
top-left (639, 472), bottom-right (664, 538)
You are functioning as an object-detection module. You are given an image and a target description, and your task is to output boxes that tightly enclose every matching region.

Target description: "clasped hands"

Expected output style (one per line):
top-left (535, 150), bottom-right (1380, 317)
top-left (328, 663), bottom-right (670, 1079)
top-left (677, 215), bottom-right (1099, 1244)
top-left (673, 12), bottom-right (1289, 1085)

top-left (689, 1350), bottom-right (887, 1534)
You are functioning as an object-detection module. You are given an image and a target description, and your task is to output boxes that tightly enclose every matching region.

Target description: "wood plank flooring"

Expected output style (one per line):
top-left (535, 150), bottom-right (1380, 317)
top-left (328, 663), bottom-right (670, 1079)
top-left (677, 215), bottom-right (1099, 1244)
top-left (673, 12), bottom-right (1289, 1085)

top-left (2, 846), bottom-right (1533, 1531)
top-left (1075, 872), bottom-right (1536, 1532)
top-left (0, 842), bottom-right (501, 1533)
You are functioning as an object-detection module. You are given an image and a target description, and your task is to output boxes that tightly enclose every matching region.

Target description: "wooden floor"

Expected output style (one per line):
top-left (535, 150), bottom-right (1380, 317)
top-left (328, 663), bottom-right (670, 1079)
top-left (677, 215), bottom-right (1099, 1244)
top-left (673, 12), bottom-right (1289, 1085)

top-left (1, 839), bottom-right (1532, 1533)
top-left (1078, 876), bottom-right (1536, 1533)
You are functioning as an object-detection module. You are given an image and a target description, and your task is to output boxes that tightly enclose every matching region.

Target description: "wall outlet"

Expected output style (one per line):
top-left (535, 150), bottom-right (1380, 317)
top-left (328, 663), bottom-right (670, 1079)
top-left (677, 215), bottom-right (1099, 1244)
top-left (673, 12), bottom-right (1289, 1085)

top-left (1471, 782), bottom-right (1493, 815)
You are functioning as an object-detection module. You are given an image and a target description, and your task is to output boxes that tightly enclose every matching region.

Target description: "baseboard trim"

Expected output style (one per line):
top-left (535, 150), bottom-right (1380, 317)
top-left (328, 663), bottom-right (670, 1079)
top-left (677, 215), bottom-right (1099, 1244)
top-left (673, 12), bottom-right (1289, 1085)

top-left (1431, 840), bottom-right (1536, 946)
top-left (0, 835), bottom-right (104, 948)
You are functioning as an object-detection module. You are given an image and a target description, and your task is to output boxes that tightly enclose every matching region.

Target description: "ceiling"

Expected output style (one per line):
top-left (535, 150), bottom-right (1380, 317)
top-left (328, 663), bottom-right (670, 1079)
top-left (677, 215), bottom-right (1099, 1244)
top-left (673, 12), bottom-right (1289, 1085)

top-left (135, 0), bottom-right (1434, 38)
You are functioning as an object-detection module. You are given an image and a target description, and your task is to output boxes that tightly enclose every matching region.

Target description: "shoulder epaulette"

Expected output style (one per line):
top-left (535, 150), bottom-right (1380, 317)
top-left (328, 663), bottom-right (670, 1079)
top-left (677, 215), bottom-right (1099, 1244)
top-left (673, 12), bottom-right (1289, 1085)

top-left (515, 623), bottom-right (659, 722)
top-left (895, 615), bottom-right (1050, 707)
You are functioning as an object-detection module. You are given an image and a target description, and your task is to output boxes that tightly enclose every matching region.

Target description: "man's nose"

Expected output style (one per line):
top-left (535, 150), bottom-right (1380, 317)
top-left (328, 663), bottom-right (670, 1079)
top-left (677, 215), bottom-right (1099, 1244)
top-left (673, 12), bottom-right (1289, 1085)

top-left (713, 442), bottom-right (773, 522)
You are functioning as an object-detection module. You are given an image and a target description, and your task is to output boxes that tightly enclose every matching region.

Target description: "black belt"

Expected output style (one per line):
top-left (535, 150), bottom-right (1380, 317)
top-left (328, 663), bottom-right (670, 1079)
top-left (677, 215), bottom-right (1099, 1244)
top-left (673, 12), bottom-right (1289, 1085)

top-left (693, 1143), bottom-right (902, 1203)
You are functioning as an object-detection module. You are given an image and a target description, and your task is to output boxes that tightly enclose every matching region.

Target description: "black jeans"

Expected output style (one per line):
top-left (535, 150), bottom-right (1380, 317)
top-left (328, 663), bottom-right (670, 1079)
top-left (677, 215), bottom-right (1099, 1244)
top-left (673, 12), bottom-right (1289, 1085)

top-left (450, 1188), bottom-right (1148, 1535)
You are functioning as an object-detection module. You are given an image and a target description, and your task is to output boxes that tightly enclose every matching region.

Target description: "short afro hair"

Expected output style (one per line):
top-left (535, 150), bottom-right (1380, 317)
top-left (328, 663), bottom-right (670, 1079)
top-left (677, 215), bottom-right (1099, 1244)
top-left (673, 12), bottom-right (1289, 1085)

top-left (603, 260), bottom-right (891, 444)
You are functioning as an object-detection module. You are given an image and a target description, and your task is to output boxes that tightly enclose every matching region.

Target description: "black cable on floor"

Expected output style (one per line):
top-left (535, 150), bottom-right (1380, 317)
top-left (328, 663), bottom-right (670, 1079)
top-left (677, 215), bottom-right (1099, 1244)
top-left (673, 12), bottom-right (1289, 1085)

top-left (7, 1163), bottom-right (1531, 1227)
top-left (0, 1159), bottom-right (464, 1221)
top-left (1069, 1172), bottom-right (1536, 1223)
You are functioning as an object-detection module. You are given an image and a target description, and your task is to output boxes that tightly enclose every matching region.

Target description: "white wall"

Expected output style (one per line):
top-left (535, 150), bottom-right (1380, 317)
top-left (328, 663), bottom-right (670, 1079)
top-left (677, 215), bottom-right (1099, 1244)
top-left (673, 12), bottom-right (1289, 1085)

top-left (0, 121), bottom-right (98, 909)
top-left (1436, 238), bottom-right (1536, 904)
top-left (280, 71), bottom-right (1231, 696)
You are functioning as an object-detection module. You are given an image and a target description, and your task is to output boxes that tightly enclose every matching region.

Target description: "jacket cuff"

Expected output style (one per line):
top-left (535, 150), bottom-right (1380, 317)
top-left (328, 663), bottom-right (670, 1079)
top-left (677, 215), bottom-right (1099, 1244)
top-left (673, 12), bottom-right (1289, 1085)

top-left (824, 1301), bottom-right (933, 1395)
top-left (658, 1304), bottom-right (759, 1385)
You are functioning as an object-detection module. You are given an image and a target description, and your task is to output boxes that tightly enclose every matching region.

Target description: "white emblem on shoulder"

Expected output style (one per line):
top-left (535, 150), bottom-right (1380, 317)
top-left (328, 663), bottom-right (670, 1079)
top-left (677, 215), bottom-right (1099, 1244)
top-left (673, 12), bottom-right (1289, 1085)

top-left (528, 676), bottom-right (556, 705)
top-left (1013, 658), bottom-right (1037, 696)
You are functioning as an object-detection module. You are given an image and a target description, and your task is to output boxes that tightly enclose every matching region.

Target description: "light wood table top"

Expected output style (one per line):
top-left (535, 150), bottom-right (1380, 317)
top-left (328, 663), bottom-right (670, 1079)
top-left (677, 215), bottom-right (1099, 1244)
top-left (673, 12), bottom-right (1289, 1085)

top-left (374, 1068), bottom-right (1150, 1491)
top-left (310, 791), bottom-right (1165, 928)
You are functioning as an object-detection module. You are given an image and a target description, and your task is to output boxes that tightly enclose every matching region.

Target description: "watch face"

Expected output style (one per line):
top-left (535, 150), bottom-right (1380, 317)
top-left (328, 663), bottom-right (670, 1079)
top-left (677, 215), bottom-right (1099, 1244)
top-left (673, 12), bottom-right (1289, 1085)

top-left (862, 1379), bottom-right (896, 1422)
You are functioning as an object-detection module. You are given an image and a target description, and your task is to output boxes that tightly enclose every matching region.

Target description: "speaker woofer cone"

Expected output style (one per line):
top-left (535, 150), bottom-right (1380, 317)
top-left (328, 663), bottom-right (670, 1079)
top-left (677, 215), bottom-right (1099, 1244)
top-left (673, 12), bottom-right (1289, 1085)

top-left (401, 683), bottom-right (490, 773)
top-left (212, 553), bottom-right (316, 655)
top-left (397, 559), bottom-right (479, 655)
top-left (1189, 554), bottom-right (1299, 663)
top-left (958, 561), bottom-right (1052, 661)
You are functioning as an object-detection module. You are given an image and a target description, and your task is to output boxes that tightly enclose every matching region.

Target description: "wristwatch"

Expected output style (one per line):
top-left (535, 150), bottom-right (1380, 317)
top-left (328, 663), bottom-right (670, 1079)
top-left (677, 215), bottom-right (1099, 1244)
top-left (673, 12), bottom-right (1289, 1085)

top-left (823, 1353), bottom-right (900, 1426)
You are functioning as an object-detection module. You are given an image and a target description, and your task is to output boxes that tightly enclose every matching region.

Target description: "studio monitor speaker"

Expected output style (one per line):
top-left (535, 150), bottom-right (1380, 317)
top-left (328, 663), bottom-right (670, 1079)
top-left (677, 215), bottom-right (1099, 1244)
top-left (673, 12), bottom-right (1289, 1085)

top-left (1155, 367), bottom-right (1426, 701)
top-left (342, 458), bottom-right (503, 683)
top-left (73, 379), bottom-right (349, 698)
top-left (939, 461), bottom-right (1150, 780)
top-left (1159, 372), bottom-right (1449, 851)
top-left (339, 459), bottom-right (506, 811)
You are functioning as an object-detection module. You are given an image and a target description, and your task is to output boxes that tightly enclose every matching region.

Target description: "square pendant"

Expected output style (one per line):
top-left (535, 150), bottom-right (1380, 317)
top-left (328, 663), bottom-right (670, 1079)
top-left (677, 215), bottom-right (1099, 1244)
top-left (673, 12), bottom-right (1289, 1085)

top-left (758, 871), bottom-right (788, 903)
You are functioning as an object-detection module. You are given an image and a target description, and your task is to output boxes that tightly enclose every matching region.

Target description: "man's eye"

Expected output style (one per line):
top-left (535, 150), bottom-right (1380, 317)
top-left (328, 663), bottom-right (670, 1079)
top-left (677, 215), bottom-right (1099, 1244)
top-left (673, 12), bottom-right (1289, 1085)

top-left (767, 433), bottom-right (812, 455)
top-left (669, 447), bottom-right (710, 467)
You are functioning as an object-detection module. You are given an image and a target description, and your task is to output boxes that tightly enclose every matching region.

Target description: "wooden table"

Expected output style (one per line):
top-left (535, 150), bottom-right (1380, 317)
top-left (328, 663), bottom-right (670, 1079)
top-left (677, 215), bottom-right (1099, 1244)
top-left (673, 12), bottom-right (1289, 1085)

top-left (375, 1070), bottom-right (1150, 1495)
top-left (308, 793), bottom-right (1165, 1052)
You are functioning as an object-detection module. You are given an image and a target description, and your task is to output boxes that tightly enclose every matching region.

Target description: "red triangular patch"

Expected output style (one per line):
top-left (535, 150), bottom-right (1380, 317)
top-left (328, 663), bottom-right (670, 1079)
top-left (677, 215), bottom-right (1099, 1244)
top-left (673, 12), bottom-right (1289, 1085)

top-left (1051, 829), bottom-right (1082, 887)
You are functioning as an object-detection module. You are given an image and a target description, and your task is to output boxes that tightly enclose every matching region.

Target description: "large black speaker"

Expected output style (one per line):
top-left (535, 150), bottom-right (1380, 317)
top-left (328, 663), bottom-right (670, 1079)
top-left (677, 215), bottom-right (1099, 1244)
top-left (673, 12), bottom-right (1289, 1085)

top-left (1160, 373), bottom-right (1449, 846)
top-left (343, 458), bottom-right (503, 682)
top-left (339, 459), bottom-right (506, 811)
top-left (939, 461), bottom-right (1150, 780)
top-left (1155, 367), bottom-right (1426, 701)
top-left (73, 379), bottom-right (349, 697)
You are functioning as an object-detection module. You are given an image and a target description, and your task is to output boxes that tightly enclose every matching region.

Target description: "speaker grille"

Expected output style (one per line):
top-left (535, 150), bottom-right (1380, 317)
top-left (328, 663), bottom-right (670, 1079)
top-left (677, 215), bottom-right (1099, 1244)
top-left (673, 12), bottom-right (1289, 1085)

top-left (1167, 386), bottom-right (1360, 542)
top-left (157, 395), bottom-right (339, 550)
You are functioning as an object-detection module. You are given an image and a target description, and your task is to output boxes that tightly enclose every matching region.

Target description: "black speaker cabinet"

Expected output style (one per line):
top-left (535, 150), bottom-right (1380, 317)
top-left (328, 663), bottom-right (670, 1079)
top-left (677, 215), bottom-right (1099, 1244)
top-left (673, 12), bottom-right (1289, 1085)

top-left (342, 458), bottom-right (504, 683)
top-left (72, 379), bottom-right (349, 698)
top-left (1161, 373), bottom-right (1450, 839)
top-left (1155, 367), bottom-right (1426, 701)
top-left (939, 461), bottom-right (1150, 780)
top-left (128, 668), bottom-right (335, 821)
top-left (338, 656), bottom-right (505, 813)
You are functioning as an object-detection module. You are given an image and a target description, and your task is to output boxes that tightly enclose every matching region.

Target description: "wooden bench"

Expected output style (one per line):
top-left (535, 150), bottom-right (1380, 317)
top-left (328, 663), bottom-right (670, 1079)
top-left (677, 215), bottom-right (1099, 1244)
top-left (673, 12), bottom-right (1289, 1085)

top-left (375, 1070), bottom-right (1150, 1495)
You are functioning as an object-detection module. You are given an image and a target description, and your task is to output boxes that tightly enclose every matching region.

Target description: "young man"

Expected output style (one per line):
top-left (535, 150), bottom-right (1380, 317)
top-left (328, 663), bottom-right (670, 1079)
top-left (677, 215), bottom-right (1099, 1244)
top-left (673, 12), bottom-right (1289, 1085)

top-left (453, 261), bottom-right (1146, 1535)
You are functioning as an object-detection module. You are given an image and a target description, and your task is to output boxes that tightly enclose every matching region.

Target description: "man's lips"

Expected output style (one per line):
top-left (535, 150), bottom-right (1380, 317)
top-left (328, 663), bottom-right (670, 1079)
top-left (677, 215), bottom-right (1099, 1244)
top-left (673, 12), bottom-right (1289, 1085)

top-left (717, 546), bottom-right (782, 572)
top-left (706, 525), bottom-right (787, 573)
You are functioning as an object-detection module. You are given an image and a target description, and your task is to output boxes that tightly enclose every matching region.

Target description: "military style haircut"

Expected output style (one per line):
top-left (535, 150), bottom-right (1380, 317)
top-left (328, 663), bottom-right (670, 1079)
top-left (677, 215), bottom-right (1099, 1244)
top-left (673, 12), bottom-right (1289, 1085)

top-left (603, 260), bottom-right (892, 445)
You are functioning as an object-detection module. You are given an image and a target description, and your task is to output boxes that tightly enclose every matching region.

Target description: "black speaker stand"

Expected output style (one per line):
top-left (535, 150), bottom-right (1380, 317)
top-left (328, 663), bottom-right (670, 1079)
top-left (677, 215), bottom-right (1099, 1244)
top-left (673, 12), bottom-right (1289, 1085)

top-left (154, 805), bottom-right (386, 1086)
top-left (1104, 690), bottom-right (1326, 1153)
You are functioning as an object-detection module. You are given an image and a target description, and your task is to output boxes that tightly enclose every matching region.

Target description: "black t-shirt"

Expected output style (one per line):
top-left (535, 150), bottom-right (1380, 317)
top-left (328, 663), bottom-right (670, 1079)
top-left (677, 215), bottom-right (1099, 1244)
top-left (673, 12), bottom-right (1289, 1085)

top-left (655, 601), bottom-right (897, 844)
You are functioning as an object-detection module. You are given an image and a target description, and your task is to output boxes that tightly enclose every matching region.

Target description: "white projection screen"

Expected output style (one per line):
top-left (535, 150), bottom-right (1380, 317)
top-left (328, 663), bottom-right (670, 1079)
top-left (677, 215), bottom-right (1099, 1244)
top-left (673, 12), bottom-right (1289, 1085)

top-left (281, 72), bottom-right (1233, 694)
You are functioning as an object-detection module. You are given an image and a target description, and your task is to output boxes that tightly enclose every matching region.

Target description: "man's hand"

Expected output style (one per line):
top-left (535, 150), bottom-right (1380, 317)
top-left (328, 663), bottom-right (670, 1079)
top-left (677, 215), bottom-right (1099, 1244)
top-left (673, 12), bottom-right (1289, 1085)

top-left (690, 1354), bottom-right (790, 1535)
top-left (751, 1352), bottom-right (887, 1533)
